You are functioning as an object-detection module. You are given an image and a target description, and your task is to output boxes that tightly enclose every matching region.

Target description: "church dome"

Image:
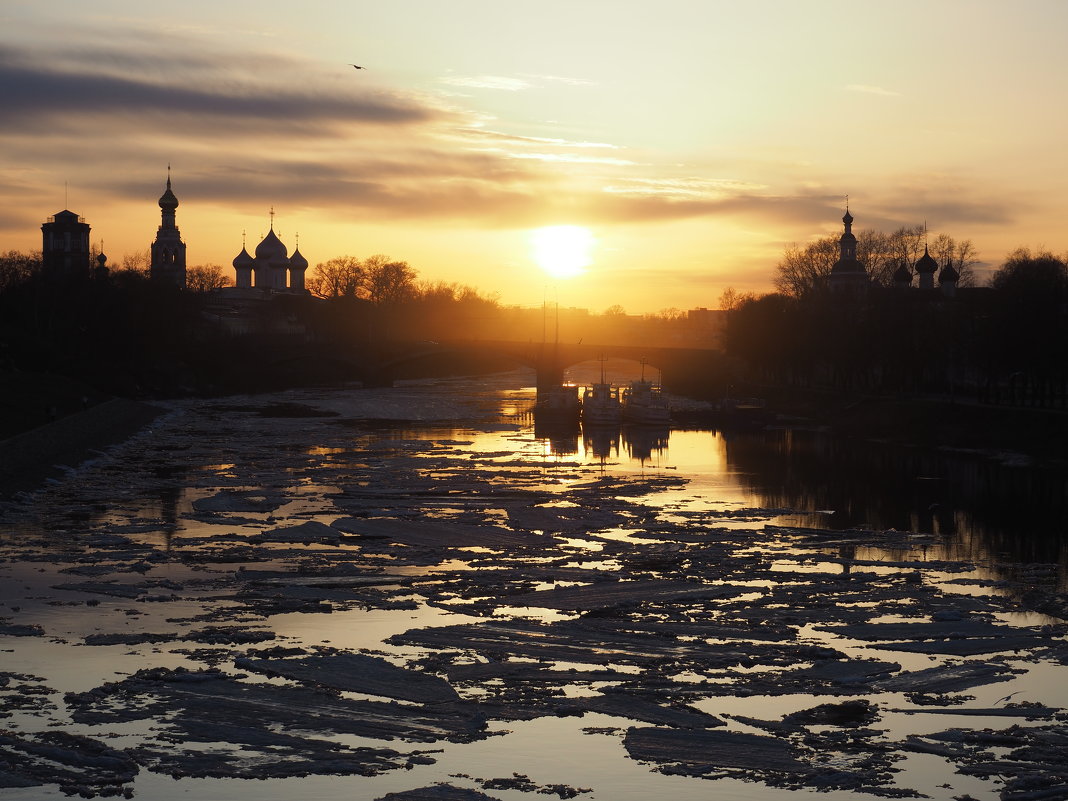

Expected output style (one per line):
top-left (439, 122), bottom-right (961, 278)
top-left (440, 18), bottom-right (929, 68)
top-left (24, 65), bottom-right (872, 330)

top-left (938, 263), bottom-right (959, 284)
top-left (233, 247), bottom-right (254, 269)
top-left (893, 262), bottom-right (912, 284)
top-left (915, 245), bottom-right (938, 274)
top-left (254, 228), bottom-right (288, 261)
top-left (290, 248), bottom-right (308, 270)
top-left (159, 178), bottom-right (178, 210)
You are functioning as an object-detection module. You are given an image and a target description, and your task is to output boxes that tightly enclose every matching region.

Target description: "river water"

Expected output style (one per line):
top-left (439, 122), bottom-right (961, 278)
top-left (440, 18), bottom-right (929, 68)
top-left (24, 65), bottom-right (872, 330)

top-left (0, 367), bottom-right (1066, 801)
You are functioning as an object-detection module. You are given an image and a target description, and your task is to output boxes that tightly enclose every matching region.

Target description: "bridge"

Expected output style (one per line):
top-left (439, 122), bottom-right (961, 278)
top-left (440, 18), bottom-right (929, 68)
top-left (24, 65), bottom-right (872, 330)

top-left (359, 338), bottom-right (732, 399)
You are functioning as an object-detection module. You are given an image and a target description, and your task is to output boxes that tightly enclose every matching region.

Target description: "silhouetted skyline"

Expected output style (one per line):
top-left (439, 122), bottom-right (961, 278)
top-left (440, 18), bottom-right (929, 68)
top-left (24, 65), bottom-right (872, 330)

top-left (2, 1), bottom-right (1067, 312)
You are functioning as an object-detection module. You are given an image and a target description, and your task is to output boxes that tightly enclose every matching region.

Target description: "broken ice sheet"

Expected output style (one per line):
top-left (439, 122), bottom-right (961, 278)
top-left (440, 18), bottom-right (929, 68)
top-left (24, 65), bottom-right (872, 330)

top-left (235, 651), bottom-right (460, 703)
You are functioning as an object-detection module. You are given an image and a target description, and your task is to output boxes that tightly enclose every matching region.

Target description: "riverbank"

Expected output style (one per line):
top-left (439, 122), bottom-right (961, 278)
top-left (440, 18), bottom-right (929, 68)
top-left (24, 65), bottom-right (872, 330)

top-left (751, 386), bottom-right (1068, 464)
top-left (0, 371), bottom-right (164, 500)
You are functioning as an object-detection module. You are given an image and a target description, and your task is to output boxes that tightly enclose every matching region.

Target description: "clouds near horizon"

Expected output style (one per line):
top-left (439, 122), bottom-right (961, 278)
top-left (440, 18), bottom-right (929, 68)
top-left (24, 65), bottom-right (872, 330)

top-left (1, 1), bottom-right (1062, 310)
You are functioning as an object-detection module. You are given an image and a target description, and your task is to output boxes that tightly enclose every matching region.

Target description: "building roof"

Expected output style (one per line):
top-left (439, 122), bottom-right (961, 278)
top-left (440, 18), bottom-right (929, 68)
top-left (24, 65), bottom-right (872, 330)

top-left (915, 245), bottom-right (938, 274)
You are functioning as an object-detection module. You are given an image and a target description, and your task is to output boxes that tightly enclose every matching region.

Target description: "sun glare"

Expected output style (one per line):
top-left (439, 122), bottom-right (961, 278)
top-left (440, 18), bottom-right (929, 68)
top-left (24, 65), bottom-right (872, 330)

top-left (531, 225), bottom-right (595, 278)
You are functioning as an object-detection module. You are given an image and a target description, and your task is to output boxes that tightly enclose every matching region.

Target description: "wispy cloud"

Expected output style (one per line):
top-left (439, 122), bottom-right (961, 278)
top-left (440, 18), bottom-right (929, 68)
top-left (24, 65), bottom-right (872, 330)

top-left (439, 75), bottom-right (532, 91)
top-left (519, 73), bottom-right (597, 87)
top-left (845, 84), bottom-right (901, 97)
top-left (458, 128), bottom-right (620, 149)
top-left (602, 177), bottom-right (767, 200)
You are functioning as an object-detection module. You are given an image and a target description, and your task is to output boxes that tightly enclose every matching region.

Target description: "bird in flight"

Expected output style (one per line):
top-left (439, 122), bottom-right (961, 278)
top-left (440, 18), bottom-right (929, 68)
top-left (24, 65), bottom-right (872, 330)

top-left (349, 64), bottom-right (365, 69)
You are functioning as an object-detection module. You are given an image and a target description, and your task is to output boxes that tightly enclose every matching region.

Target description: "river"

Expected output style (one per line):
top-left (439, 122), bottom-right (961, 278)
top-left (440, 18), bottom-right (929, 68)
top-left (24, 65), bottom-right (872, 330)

top-left (0, 367), bottom-right (1065, 801)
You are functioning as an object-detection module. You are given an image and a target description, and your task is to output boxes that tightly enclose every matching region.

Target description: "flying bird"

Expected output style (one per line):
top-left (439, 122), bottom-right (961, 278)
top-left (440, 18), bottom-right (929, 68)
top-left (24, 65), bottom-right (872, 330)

top-left (349, 64), bottom-right (365, 69)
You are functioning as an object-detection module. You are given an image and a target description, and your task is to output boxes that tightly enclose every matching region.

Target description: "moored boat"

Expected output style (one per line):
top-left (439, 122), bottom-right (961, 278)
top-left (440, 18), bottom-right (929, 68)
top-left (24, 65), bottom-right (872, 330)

top-left (622, 378), bottom-right (671, 425)
top-left (581, 381), bottom-right (622, 425)
top-left (535, 383), bottom-right (580, 420)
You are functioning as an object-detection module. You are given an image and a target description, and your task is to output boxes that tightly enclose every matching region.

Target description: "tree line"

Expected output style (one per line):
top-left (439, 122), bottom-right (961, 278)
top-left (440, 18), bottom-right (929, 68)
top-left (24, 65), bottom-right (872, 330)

top-left (723, 242), bottom-right (1068, 409)
top-left (773, 224), bottom-right (979, 298)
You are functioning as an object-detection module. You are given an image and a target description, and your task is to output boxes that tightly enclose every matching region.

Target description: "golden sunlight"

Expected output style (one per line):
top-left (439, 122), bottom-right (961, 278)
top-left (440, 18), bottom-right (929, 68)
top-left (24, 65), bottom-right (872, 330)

top-left (530, 225), bottom-right (595, 278)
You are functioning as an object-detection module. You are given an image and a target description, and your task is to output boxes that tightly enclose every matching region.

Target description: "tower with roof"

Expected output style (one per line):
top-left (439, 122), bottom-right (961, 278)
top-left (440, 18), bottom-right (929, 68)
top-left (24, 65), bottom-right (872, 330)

top-left (150, 168), bottom-right (187, 288)
top-left (41, 209), bottom-right (91, 277)
top-left (827, 202), bottom-right (870, 294)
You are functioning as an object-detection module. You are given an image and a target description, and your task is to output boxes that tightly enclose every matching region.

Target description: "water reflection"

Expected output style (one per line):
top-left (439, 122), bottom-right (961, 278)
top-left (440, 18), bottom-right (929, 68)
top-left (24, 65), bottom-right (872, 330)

top-left (722, 427), bottom-right (1068, 566)
top-left (622, 425), bottom-right (670, 466)
top-left (533, 415), bottom-right (580, 456)
top-left (529, 410), bottom-right (1068, 579)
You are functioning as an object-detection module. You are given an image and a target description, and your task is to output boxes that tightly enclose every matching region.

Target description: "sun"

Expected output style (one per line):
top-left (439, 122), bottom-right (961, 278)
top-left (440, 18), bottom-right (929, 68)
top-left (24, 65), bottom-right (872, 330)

top-left (530, 225), bottom-right (595, 278)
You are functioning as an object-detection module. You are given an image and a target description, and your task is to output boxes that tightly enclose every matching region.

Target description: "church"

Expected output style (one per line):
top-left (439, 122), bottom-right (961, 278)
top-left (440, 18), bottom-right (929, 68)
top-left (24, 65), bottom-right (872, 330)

top-left (147, 171), bottom-right (310, 294)
top-left (231, 214), bottom-right (309, 293)
top-left (827, 206), bottom-right (960, 298)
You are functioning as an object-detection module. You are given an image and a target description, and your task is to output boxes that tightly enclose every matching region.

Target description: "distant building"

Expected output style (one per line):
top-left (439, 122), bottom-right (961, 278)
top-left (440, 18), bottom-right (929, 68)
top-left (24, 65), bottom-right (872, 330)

top-left (827, 206), bottom-right (870, 295)
top-left (827, 206), bottom-right (959, 298)
top-left (41, 209), bottom-right (91, 277)
top-left (150, 170), bottom-right (187, 288)
top-left (231, 214), bottom-right (309, 293)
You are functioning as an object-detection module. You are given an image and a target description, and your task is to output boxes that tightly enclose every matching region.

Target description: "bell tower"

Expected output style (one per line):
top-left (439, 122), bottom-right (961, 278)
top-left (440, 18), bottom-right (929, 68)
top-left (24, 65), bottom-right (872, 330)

top-left (150, 167), bottom-right (187, 287)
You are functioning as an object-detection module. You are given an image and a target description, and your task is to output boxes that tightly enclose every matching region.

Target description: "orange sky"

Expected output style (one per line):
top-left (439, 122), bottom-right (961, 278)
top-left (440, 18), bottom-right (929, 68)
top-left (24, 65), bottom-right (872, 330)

top-left (2, 1), bottom-right (1068, 312)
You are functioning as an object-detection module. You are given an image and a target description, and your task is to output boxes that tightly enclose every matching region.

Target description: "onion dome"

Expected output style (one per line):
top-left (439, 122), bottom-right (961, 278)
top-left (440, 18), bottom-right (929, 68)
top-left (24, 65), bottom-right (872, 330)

top-left (96, 252), bottom-right (108, 267)
top-left (830, 206), bottom-right (863, 275)
top-left (159, 176), bottom-right (178, 210)
top-left (938, 262), bottom-right (959, 284)
top-left (289, 248), bottom-right (308, 271)
top-left (915, 244), bottom-right (938, 274)
top-left (232, 247), bottom-right (254, 269)
top-left (254, 228), bottom-right (288, 261)
top-left (893, 262), bottom-right (912, 286)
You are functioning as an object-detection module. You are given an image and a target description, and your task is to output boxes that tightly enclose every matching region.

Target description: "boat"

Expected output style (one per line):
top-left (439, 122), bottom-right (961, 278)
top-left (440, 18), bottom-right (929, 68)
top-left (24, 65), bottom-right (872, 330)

top-left (622, 373), bottom-right (671, 426)
top-left (580, 356), bottom-right (623, 426)
top-left (535, 383), bottom-right (580, 420)
top-left (582, 381), bottom-right (623, 425)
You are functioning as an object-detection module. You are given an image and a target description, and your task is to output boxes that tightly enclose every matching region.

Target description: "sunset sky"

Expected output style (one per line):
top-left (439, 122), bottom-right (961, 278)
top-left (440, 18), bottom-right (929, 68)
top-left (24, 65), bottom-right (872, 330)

top-left (2, 0), bottom-right (1067, 313)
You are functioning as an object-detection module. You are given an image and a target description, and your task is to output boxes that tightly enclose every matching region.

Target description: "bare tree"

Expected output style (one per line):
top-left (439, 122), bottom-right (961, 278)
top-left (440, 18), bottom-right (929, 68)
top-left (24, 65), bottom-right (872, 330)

top-left (119, 249), bottom-right (151, 274)
top-left (308, 256), bottom-right (365, 299)
top-left (773, 236), bottom-right (839, 297)
top-left (186, 264), bottom-right (231, 292)
top-left (364, 255), bottom-right (416, 305)
top-left (0, 250), bottom-right (41, 292)
top-left (930, 233), bottom-right (980, 287)
top-left (718, 286), bottom-right (756, 311)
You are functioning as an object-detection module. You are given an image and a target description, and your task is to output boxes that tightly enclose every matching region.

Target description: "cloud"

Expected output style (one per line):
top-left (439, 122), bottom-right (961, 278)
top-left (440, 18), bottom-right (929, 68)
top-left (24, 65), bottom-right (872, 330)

top-left (602, 177), bottom-right (767, 200)
top-left (439, 75), bottom-right (532, 91)
top-left (845, 84), bottom-right (901, 97)
top-left (457, 128), bottom-right (620, 149)
top-left (518, 73), bottom-right (597, 87)
top-left (4, 26), bottom-right (1010, 250)
top-left (0, 44), bottom-right (438, 132)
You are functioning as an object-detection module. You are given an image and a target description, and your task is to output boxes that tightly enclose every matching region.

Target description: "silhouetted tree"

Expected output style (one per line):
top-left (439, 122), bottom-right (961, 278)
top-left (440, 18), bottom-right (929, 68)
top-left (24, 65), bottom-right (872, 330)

top-left (718, 286), bottom-right (756, 311)
top-left (990, 248), bottom-right (1068, 298)
top-left (0, 249), bottom-right (41, 293)
top-left (308, 256), bottom-right (364, 299)
top-left (986, 248), bottom-right (1068, 406)
top-left (364, 255), bottom-right (416, 305)
top-left (186, 264), bottom-right (231, 292)
top-left (930, 233), bottom-right (980, 287)
top-left (119, 249), bottom-right (151, 274)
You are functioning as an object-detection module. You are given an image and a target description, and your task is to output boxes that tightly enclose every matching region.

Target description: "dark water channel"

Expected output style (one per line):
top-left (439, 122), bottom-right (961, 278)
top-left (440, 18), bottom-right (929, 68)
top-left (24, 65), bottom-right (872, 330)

top-left (720, 427), bottom-right (1068, 577)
